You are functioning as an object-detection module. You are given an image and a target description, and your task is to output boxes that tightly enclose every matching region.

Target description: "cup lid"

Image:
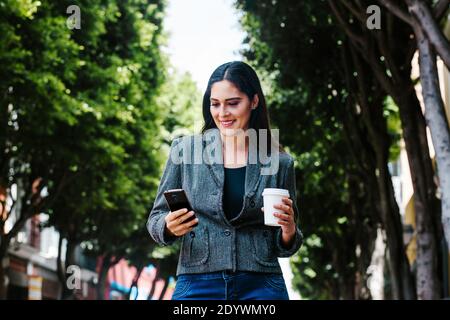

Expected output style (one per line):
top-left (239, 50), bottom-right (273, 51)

top-left (262, 188), bottom-right (290, 197)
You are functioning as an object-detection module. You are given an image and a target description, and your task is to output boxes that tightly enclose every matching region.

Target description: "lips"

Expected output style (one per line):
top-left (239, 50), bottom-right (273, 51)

top-left (220, 120), bottom-right (235, 127)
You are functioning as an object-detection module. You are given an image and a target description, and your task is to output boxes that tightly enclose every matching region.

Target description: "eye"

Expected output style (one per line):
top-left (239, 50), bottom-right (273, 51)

top-left (210, 103), bottom-right (219, 107)
top-left (228, 101), bottom-right (239, 106)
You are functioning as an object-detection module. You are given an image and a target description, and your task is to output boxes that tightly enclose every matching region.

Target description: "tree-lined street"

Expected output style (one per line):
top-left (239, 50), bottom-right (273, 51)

top-left (0, 0), bottom-right (449, 300)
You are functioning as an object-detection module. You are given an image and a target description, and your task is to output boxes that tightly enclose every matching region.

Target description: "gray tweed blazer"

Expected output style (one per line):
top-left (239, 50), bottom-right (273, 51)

top-left (146, 130), bottom-right (303, 276)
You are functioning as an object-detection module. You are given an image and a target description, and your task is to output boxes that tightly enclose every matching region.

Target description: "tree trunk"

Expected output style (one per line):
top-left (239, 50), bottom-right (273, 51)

top-left (158, 277), bottom-right (170, 300)
top-left (343, 43), bottom-right (417, 299)
top-left (95, 254), bottom-right (122, 300)
top-left (340, 102), bottom-right (410, 299)
top-left (0, 184), bottom-right (46, 299)
top-left (96, 253), bottom-right (112, 300)
top-left (394, 87), bottom-right (441, 299)
top-left (377, 158), bottom-right (417, 299)
top-left (0, 241), bottom-right (9, 299)
top-left (58, 237), bottom-right (77, 300)
top-left (56, 234), bottom-right (65, 298)
top-left (147, 264), bottom-right (160, 300)
top-left (406, 0), bottom-right (450, 70)
top-left (415, 21), bottom-right (450, 281)
top-left (126, 266), bottom-right (143, 300)
top-left (330, 0), bottom-right (442, 299)
top-left (0, 216), bottom-right (25, 299)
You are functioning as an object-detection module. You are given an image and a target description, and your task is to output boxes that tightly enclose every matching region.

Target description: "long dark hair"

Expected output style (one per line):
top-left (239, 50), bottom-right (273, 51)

top-left (201, 61), bottom-right (283, 153)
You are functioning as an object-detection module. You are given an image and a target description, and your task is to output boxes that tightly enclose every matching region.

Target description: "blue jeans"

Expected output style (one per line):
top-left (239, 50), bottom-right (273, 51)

top-left (171, 270), bottom-right (290, 300)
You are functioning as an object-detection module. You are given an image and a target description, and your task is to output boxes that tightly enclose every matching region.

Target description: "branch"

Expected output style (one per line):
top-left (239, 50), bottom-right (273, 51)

top-left (374, 24), bottom-right (402, 83)
top-left (2, 176), bottom-right (35, 244)
top-left (340, 45), bottom-right (371, 173)
top-left (349, 44), bottom-right (385, 153)
top-left (387, 6), bottom-right (396, 54)
top-left (40, 170), bottom-right (78, 213)
top-left (1, 194), bottom-right (17, 225)
top-left (407, 0), bottom-right (450, 69)
top-left (377, 0), bottom-right (414, 25)
top-left (110, 255), bottom-right (122, 267)
top-left (56, 234), bottom-right (66, 285)
top-left (359, 36), bottom-right (396, 95)
top-left (328, 0), bottom-right (365, 47)
top-left (2, 175), bottom-right (50, 244)
top-left (3, 211), bottom-right (29, 245)
top-left (341, 0), bottom-right (367, 23)
top-left (433, 0), bottom-right (449, 21)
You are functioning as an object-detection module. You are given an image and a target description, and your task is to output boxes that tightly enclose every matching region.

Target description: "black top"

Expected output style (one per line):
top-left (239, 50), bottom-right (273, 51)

top-left (223, 166), bottom-right (246, 221)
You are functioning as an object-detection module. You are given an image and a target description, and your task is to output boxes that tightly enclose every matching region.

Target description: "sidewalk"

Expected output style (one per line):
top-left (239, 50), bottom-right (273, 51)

top-left (278, 257), bottom-right (301, 300)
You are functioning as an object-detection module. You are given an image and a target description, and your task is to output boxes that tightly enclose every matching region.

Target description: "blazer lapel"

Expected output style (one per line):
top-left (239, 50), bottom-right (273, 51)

top-left (203, 129), bottom-right (224, 190)
top-left (203, 129), bottom-right (262, 198)
top-left (244, 135), bottom-right (262, 198)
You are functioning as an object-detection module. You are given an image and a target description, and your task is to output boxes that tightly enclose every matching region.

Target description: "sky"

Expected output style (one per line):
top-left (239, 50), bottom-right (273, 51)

top-left (163, 0), bottom-right (245, 93)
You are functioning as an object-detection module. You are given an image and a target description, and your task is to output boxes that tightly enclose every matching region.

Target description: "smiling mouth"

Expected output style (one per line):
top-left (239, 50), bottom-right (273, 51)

top-left (220, 120), bottom-right (235, 127)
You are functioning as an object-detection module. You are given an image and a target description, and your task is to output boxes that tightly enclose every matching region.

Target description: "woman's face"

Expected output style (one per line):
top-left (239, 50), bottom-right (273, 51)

top-left (209, 80), bottom-right (258, 137)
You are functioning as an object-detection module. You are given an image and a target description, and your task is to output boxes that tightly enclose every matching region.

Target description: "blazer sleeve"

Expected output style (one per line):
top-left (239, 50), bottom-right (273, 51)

top-left (146, 137), bottom-right (183, 246)
top-left (274, 157), bottom-right (304, 257)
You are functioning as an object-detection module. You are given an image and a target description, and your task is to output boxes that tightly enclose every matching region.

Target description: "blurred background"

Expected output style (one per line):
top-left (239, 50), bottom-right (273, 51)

top-left (0, 0), bottom-right (449, 300)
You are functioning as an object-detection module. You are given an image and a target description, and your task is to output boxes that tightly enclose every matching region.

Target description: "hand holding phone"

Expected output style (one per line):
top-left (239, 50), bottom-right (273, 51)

top-left (163, 189), bottom-right (198, 237)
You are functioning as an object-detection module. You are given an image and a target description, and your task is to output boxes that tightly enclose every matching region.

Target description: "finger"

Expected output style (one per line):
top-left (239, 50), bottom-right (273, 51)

top-left (277, 220), bottom-right (290, 226)
top-left (188, 217), bottom-right (199, 227)
top-left (169, 208), bottom-right (190, 220)
top-left (174, 218), bottom-right (198, 234)
top-left (274, 203), bottom-right (292, 214)
top-left (281, 199), bottom-right (293, 213)
top-left (180, 211), bottom-right (195, 224)
top-left (274, 212), bottom-right (292, 221)
top-left (172, 224), bottom-right (187, 235)
top-left (176, 211), bottom-right (195, 225)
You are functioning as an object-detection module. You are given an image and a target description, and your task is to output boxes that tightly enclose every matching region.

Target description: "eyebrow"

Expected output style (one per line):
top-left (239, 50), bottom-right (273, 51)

top-left (210, 97), bottom-right (242, 101)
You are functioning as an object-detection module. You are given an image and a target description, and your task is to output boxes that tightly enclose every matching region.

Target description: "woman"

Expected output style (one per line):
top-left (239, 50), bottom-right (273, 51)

top-left (147, 61), bottom-right (303, 300)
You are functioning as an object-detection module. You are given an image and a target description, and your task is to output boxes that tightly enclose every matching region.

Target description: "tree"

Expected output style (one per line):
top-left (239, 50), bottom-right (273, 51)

top-left (0, 0), bottom-right (168, 299)
top-left (235, 0), bottom-right (418, 299)
top-left (378, 0), bottom-right (450, 69)
top-left (378, 0), bottom-right (450, 299)
top-left (235, 0), bottom-right (390, 299)
top-left (0, 0), bottom-right (85, 298)
top-left (328, 0), bottom-right (444, 299)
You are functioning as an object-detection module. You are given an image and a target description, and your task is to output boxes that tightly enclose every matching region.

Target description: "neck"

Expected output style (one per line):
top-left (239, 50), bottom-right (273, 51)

top-left (221, 131), bottom-right (248, 166)
top-left (221, 132), bottom-right (248, 152)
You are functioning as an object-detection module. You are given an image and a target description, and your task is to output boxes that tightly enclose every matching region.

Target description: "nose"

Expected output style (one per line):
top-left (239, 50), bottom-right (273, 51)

top-left (218, 105), bottom-right (230, 117)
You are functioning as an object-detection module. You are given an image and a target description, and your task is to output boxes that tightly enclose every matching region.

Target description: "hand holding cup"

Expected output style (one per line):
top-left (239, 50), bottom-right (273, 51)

top-left (261, 188), bottom-right (296, 236)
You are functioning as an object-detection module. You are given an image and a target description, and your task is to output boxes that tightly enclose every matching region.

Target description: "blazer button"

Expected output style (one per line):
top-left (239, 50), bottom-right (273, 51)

top-left (190, 231), bottom-right (195, 238)
top-left (250, 200), bottom-right (255, 208)
top-left (224, 230), bottom-right (231, 236)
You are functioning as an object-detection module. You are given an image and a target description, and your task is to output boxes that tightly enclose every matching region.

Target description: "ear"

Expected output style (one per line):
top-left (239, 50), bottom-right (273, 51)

top-left (251, 94), bottom-right (259, 109)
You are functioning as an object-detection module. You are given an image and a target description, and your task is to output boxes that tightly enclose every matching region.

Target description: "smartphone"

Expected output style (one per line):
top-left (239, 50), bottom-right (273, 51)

top-left (163, 189), bottom-right (198, 227)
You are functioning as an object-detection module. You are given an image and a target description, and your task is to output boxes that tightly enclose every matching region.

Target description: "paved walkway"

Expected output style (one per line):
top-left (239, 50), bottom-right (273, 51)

top-left (278, 257), bottom-right (301, 300)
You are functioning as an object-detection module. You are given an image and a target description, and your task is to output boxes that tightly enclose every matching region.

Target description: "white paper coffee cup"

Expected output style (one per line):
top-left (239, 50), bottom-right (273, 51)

top-left (262, 188), bottom-right (290, 227)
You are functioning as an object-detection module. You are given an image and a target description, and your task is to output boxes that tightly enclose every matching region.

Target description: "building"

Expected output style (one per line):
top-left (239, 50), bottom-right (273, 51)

top-left (4, 211), bottom-right (97, 300)
top-left (2, 196), bottom-right (172, 300)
